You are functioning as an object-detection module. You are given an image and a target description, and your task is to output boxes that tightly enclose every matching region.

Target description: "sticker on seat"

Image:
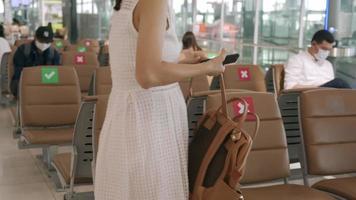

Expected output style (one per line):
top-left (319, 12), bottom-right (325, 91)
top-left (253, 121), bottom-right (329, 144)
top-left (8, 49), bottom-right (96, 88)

top-left (77, 46), bottom-right (87, 52)
top-left (237, 68), bottom-right (251, 81)
top-left (41, 67), bottom-right (59, 84)
top-left (75, 55), bottom-right (86, 65)
top-left (55, 41), bottom-right (63, 48)
top-left (232, 96), bottom-right (256, 121)
top-left (85, 40), bottom-right (91, 47)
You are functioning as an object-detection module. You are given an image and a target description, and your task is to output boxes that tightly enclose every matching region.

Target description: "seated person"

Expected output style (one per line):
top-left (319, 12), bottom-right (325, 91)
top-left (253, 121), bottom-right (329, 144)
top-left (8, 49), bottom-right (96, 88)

top-left (11, 23), bottom-right (60, 97)
top-left (284, 30), bottom-right (350, 90)
top-left (0, 24), bottom-right (11, 65)
top-left (54, 28), bottom-right (67, 40)
top-left (179, 31), bottom-right (208, 64)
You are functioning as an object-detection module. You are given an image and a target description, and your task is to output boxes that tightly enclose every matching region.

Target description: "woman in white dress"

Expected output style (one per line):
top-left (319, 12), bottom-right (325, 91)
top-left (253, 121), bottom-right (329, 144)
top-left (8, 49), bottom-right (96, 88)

top-left (94, 0), bottom-right (226, 199)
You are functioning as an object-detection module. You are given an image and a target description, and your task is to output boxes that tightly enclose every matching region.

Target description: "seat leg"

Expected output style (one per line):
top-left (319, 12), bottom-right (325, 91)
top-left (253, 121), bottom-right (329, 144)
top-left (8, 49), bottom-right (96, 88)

top-left (49, 170), bottom-right (67, 191)
top-left (42, 146), bottom-right (58, 170)
top-left (64, 192), bottom-right (94, 200)
top-left (13, 102), bottom-right (21, 138)
top-left (12, 126), bottom-right (21, 139)
top-left (283, 177), bottom-right (289, 184)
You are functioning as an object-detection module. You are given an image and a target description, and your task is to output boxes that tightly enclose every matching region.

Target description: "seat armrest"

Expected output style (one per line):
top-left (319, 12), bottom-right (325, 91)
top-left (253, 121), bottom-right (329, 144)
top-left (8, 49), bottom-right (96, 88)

top-left (192, 89), bottom-right (250, 98)
top-left (281, 88), bottom-right (319, 94)
top-left (82, 95), bottom-right (98, 102)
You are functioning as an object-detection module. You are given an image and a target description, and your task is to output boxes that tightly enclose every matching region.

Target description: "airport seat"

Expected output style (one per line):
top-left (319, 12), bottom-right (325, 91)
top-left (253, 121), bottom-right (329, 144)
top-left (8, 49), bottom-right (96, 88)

top-left (242, 185), bottom-right (335, 200)
top-left (210, 65), bottom-right (267, 92)
top-left (7, 50), bottom-right (15, 96)
top-left (272, 64), bottom-right (319, 163)
top-left (91, 68), bottom-right (111, 178)
top-left (66, 44), bottom-right (96, 53)
top-left (52, 39), bottom-right (71, 53)
top-left (178, 75), bottom-right (210, 137)
top-left (299, 89), bottom-right (356, 200)
top-left (272, 64), bottom-right (285, 96)
top-left (61, 51), bottom-right (99, 66)
top-left (78, 39), bottom-right (100, 54)
top-left (98, 44), bottom-right (110, 66)
top-left (186, 89), bottom-right (248, 138)
top-left (52, 96), bottom-right (97, 199)
top-left (52, 153), bottom-right (92, 185)
top-left (265, 66), bottom-right (275, 93)
top-left (93, 67), bottom-right (112, 96)
top-left (179, 75), bottom-right (210, 101)
top-left (61, 52), bottom-right (99, 96)
top-left (18, 66), bottom-right (81, 167)
top-left (312, 177), bottom-right (356, 200)
top-left (205, 91), bottom-right (334, 200)
top-left (0, 52), bottom-right (11, 105)
top-left (7, 49), bottom-right (22, 138)
top-left (93, 95), bottom-right (109, 164)
top-left (91, 67), bottom-right (111, 157)
top-left (75, 66), bottom-right (98, 96)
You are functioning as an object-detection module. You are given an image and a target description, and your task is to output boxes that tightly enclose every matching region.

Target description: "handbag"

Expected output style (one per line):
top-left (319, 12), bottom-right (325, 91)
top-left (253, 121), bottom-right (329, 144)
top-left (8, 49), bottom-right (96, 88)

top-left (189, 74), bottom-right (259, 200)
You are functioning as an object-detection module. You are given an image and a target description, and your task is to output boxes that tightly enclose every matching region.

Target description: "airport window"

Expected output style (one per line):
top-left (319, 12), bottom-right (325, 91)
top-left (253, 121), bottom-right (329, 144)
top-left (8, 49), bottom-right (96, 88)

top-left (0, 1), bottom-right (4, 14)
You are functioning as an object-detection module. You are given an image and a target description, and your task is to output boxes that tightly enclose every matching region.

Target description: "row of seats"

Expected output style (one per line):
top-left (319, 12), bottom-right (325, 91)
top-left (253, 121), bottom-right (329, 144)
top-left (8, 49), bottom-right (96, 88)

top-left (179, 64), bottom-right (267, 101)
top-left (7, 55), bottom-right (356, 200)
top-left (17, 66), bottom-right (111, 199)
top-left (188, 87), bottom-right (356, 199)
top-left (52, 38), bottom-right (109, 67)
top-left (3, 43), bottom-right (355, 200)
top-left (0, 40), bottom-right (108, 148)
top-left (181, 64), bottom-right (356, 199)
top-left (181, 63), bottom-right (330, 165)
top-left (0, 38), bottom-right (109, 102)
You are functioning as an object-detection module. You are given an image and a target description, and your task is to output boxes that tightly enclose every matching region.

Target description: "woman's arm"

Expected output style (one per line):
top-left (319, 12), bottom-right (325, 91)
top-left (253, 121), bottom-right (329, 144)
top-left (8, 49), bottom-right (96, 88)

top-left (135, 0), bottom-right (225, 89)
top-left (178, 49), bottom-right (202, 64)
top-left (195, 50), bottom-right (208, 60)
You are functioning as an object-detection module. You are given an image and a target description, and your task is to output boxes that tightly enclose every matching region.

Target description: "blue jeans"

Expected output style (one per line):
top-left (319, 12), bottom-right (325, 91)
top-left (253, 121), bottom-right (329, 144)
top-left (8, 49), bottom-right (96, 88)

top-left (320, 78), bottom-right (351, 89)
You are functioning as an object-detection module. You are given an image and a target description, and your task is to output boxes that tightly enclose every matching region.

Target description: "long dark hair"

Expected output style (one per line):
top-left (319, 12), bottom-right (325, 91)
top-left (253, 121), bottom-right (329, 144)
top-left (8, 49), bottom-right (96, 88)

top-left (114, 0), bottom-right (122, 11)
top-left (0, 24), bottom-right (4, 38)
top-left (182, 31), bottom-right (202, 51)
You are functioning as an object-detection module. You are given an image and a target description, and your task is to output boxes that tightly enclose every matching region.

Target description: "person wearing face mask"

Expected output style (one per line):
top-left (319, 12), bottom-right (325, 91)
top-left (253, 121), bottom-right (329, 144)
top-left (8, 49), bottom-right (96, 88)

top-left (284, 30), bottom-right (350, 90)
top-left (10, 23), bottom-right (60, 97)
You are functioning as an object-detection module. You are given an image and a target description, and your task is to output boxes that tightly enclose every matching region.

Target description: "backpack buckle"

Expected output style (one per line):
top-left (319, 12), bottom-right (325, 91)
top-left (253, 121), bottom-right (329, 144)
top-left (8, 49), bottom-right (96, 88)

top-left (230, 129), bottom-right (241, 142)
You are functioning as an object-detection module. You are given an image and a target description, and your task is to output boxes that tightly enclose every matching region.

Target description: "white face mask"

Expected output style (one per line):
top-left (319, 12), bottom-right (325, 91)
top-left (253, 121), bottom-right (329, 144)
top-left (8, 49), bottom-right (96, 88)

top-left (316, 48), bottom-right (330, 61)
top-left (35, 40), bottom-right (51, 51)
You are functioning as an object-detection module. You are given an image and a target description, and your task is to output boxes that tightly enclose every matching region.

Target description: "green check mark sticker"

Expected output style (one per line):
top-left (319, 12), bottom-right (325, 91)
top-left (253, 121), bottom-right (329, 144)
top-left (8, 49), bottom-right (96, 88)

top-left (41, 67), bottom-right (59, 84)
top-left (77, 46), bottom-right (87, 52)
top-left (55, 41), bottom-right (63, 48)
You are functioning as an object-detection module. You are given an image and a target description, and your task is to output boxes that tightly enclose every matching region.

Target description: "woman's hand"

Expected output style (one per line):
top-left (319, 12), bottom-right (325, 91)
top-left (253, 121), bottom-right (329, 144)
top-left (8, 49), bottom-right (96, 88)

top-left (205, 49), bottom-right (226, 76)
top-left (178, 51), bottom-right (202, 64)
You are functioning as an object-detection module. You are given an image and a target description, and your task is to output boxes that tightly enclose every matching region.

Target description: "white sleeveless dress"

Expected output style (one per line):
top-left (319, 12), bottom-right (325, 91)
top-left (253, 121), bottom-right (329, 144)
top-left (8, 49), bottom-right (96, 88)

top-left (94, 0), bottom-right (189, 199)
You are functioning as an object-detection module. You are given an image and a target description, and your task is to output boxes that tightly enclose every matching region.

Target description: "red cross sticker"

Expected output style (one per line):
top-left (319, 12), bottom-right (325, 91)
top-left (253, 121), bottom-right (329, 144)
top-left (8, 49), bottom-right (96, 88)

top-left (237, 68), bottom-right (251, 81)
top-left (232, 97), bottom-right (256, 121)
top-left (75, 55), bottom-right (86, 65)
top-left (85, 40), bottom-right (91, 47)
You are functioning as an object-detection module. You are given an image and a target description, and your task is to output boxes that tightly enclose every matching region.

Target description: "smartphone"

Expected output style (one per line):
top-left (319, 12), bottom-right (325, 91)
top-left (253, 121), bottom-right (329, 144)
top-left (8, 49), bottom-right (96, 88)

top-left (223, 53), bottom-right (240, 65)
top-left (200, 53), bottom-right (240, 65)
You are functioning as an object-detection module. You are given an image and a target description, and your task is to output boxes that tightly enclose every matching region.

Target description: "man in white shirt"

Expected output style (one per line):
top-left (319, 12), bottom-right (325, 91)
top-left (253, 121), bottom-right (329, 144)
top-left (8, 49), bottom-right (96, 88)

top-left (284, 30), bottom-right (350, 90)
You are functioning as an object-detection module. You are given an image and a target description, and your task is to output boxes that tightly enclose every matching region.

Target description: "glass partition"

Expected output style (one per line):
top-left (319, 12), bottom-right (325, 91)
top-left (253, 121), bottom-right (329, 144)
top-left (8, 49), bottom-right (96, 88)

top-left (260, 0), bottom-right (301, 47)
top-left (76, 0), bottom-right (112, 40)
top-left (304, 0), bottom-right (327, 46)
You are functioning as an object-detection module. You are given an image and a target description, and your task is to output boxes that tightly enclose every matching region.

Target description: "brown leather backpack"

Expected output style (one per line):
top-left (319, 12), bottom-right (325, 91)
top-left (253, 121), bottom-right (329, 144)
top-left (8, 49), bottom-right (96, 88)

top-left (189, 75), bottom-right (259, 200)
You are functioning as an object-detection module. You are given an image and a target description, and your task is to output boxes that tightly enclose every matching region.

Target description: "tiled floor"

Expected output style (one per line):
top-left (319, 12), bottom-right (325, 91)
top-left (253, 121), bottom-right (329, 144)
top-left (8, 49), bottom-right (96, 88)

top-left (0, 108), bottom-right (66, 200)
